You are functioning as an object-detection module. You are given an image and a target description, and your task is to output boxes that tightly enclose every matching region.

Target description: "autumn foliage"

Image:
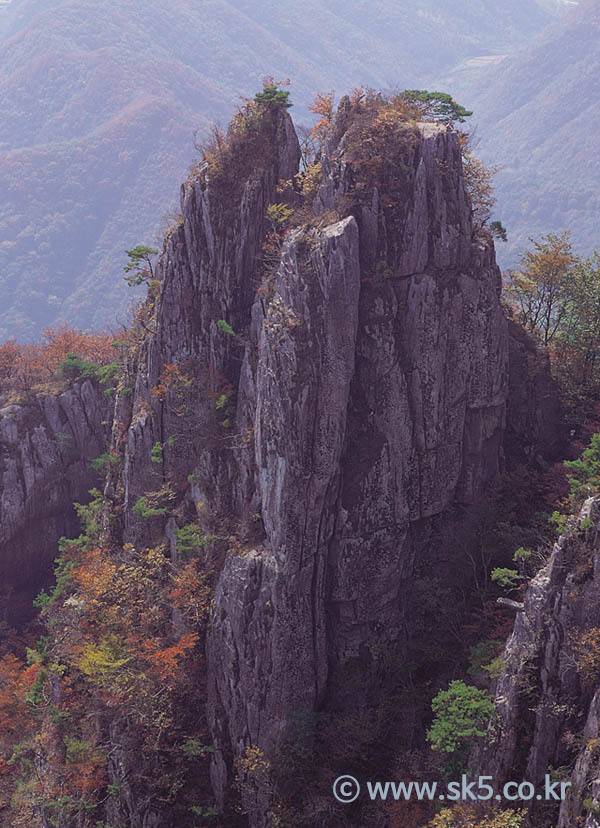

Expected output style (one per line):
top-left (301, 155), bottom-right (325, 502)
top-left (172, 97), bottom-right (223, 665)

top-left (0, 324), bottom-right (115, 394)
top-left (308, 92), bottom-right (335, 142)
top-left (0, 479), bottom-right (217, 826)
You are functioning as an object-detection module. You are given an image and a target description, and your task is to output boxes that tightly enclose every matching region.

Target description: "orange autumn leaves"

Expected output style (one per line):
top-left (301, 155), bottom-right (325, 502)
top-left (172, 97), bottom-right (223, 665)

top-left (0, 536), bottom-right (211, 821)
top-left (0, 654), bottom-right (33, 745)
top-left (0, 324), bottom-right (115, 392)
top-left (68, 544), bottom-right (204, 696)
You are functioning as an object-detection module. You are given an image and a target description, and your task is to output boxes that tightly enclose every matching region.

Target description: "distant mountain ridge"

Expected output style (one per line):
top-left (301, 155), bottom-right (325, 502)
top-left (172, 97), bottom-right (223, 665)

top-left (449, 0), bottom-right (600, 268)
top-left (0, 0), bottom-right (557, 339)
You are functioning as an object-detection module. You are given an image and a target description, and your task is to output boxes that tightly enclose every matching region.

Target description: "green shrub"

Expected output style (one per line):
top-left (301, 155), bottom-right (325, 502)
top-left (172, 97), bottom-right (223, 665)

top-left (150, 442), bottom-right (163, 464)
top-left (216, 319), bottom-right (235, 336)
top-left (564, 432), bottom-right (600, 503)
top-left (180, 738), bottom-right (215, 757)
top-left (91, 452), bottom-right (120, 472)
top-left (123, 245), bottom-right (159, 286)
top-left (58, 353), bottom-right (100, 380)
top-left (584, 797), bottom-right (600, 819)
top-left (490, 567), bottom-right (521, 589)
top-left (133, 496), bottom-right (168, 518)
top-left (132, 484), bottom-right (175, 519)
top-left (254, 85), bottom-right (292, 109)
top-left (427, 680), bottom-right (494, 777)
top-left (468, 640), bottom-right (503, 681)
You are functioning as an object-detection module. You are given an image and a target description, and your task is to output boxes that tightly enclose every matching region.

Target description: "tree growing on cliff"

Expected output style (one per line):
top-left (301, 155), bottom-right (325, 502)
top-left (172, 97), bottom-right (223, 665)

top-left (427, 680), bottom-right (494, 777)
top-left (123, 244), bottom-right (159, 286)
top-left (308, 91), bottom-right (335, 144)
top-left (399, 90), bottom-right (473, 124)
top-left (458, 132), bottom-right (501, 232)
top-left (551, 251), bottom-right (600, 407)
top-left (506, 235), bottom-right (600, 421)
top-left (489, 221), bottom-right (507, 242)
top-left (254, 77), bottom-right (292, 109)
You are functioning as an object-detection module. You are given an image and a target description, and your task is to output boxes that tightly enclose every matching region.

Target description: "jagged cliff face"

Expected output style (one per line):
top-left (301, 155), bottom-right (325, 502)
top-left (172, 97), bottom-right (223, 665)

top-left (118, 107), bottom-right (301, 543)
top-left (122, 103), bottom-right (512, 825)
top-left (0, 381), bottom-right (109, 623)
top-left (0, 100), bottom-right (562, 827)
top-left (474, 498), bottom-right (600, 828)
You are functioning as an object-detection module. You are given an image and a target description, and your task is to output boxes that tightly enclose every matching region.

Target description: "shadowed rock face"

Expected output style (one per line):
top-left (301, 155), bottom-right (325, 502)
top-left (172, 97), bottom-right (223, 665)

top-left (505, 317), bottom-right (563, 465)
top-left (0, 103), bottom-right (561, 827)
top-left (0, 380), bottom-right (110, 623)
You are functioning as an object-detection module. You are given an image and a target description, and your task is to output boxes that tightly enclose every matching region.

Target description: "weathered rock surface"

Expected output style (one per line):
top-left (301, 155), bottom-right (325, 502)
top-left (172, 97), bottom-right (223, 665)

top-left (209, 215), bottom-right (362, 817)
top-left (107, 102), bottom-right (563, 826)
top-left (473, 497), bottom-right (600, 825)
top-left (119, 105), bottom-right (302, 548)
top-left (0, 381), bottom-right (110, 621)
top-left (0, 102), bottom-right (563, 827)
top-left (505, 317), bottom-right (563, 466)
top-left (205, 110), bottom-right (510, 825)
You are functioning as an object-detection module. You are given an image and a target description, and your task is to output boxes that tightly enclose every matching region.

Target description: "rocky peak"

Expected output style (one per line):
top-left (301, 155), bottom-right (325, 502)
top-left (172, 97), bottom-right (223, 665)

top-left (315, 106), bottom-right (474, 279)
top-left (201, 101), bottom-right (509, 824)
top-left (0, 95), bottom-right (563, 828)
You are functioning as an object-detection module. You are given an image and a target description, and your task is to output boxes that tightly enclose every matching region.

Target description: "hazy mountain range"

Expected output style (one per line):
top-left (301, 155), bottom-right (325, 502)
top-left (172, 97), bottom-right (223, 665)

top-left (445, 0), bottom-right (599, 269)
top-left (0, 0), bottom-right (582, 338)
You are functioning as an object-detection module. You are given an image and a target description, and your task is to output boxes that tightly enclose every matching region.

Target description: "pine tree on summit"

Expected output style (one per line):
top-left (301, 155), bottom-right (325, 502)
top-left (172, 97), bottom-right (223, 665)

top-left (254, 84), bottom-right (292, 109)
top-left (400, 90), bottom-right (473, 124)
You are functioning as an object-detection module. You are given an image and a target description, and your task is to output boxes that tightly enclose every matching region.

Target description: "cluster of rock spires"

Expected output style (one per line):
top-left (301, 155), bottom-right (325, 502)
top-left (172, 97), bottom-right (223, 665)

top-left (1, 99), bottom-right (591, 827)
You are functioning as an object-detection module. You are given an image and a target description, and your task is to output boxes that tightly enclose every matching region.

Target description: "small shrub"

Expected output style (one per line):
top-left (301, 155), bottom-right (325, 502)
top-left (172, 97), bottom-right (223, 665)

top-left (427, 680), bottom-right (494, 777)
top-left (572, 628), bottom-right (600, 684)
top-left (216, 319), bottom-right (235, 336)
top-left (564, 432), bottom-right (600, 503)
top-left (490, 221), bottom-right (508, 242)
top-left (254, 84), bottom-right (292, 109)
top-left (91, 453), bottom-right (120, 473)
top-left (174, 524), bottom-right (214, 555)
top-left (58, 353), bottom-right (101, 380)
top-left (133, 484), bottom-right (175, 519)
top-left (180, 738), bottom-right (215, 758)
top-left (490, 568), bottom-right (521, 589)
top-left (150, 442), bottom-right (163, 464)
top-left (584, 797), bottom-right (600, 819)
top-left (468, 640), bottom-right (503, 681)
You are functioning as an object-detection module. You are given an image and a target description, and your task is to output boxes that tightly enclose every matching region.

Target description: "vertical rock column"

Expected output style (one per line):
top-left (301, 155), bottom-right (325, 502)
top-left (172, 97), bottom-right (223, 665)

top-left (208, 216), bottom-right (361, 823)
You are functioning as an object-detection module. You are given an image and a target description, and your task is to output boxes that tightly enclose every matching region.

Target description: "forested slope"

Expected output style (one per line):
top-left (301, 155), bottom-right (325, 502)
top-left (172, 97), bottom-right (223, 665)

top-left (450, 0), bottom-right (600, 268)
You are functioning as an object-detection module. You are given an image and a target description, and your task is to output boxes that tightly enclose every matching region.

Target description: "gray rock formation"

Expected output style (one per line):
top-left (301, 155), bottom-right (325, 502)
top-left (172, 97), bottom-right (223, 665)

top-left (203, 107), bottom-right (510, 825)
top-left (505, 316), bottom-right (563, 466)
top-left (0, 380), bottom-right (110, 622)
top-left (473, 497), bottom-right (600, 826)
top-left (0, 101), bottom-right (564, 827)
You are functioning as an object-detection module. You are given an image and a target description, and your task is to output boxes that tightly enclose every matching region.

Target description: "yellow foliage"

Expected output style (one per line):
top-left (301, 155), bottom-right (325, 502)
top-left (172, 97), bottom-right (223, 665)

top-left (427, 805), bottom-right (526, 828)
top-left (78, 635), bottom-right (131, 680)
